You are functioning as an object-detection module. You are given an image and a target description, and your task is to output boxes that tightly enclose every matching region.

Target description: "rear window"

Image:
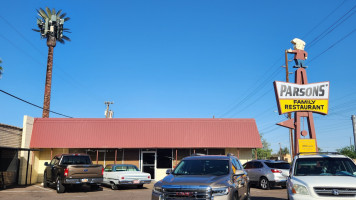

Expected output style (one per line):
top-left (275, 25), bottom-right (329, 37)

top-left (61, 156), bottom-right (91, 165)
top-left (264, 162), bottom-right (290, 169)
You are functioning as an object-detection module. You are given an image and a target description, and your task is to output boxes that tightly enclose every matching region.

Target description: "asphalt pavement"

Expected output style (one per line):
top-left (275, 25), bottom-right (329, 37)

top-left (0, 183), bottom-right (287, 200)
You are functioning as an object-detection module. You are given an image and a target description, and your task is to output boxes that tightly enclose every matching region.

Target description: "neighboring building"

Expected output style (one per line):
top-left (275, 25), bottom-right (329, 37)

top-left (20, 116), bottom-right (262, 184)
top-left (0, 123), bottom-right (23, 188)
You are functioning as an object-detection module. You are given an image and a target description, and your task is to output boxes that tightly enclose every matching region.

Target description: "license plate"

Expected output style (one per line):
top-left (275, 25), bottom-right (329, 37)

top-left (81, 178), bottom-right (88, 183)
top-left (133, 180), bottom-right (140, 184)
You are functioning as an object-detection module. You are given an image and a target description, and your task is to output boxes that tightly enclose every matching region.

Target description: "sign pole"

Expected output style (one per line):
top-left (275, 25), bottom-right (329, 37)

top-left (284, 50), bottom-right (294, 158)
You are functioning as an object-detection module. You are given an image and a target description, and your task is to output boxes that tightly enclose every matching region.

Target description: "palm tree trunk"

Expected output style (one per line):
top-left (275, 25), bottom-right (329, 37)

top-left (42, 37), bottom-right (56, 118)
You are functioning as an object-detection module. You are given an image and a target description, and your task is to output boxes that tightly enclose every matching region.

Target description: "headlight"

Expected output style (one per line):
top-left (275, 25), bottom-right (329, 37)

top-left (154, 186), bottom-right (163, 193)
top-left (212, 187), bottom-right (230, 196)
top-left (292, 184), bottom-right (309, 195)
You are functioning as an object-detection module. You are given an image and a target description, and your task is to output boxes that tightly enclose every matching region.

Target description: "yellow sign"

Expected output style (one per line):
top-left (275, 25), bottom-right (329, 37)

top-left (274, 81), bottom-right (329, 115)
top-left (299, 139), bottom-right (316, 154)
top-left (279, 99), bottom-right (329, 114)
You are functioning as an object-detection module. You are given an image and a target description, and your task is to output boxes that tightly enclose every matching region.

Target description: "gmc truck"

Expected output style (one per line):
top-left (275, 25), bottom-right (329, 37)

top-left (43, 153), bottom-right (104, 193)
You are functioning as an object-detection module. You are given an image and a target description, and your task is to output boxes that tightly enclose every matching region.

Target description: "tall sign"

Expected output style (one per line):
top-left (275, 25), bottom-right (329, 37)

top-left (274, 38), bottom-right (329, 157)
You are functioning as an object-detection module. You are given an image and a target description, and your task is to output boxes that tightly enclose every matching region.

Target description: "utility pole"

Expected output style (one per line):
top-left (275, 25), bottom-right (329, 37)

top-left (105, 101), bottom-right (114, 118)
top-left (279, 143), bottom-right (282, 160)
top-left (284, 50), bottom-right (294, 157)
top-left (352, 115), bottom-right (356, 151)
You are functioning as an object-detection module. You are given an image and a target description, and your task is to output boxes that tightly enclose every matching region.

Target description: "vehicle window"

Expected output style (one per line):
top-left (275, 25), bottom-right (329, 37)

top-left (61, 156), bottom-right (91, 165)
top-left (105, 165), bottom-right (113, 172)
top-left (294, 157), bottom-right (356, 176)
top-left (173, 160), bottom-right (229, 176)
top-left (264, 162), bottom-right (290, 169)
top-left (253, 162), bottom-right (263, 168)
top-left (54, 157), bottom-right (60, 165)
top-left (115, 165), bottom-right (139, 171)
top-left (243, 162), bottom-right (253, 169)
top-left (50, 158), bottom-right (56, 165)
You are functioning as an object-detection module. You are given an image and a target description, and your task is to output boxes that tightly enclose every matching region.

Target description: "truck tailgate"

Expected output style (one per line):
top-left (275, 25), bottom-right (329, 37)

top-left (67, 165), bottom-right (103, 178)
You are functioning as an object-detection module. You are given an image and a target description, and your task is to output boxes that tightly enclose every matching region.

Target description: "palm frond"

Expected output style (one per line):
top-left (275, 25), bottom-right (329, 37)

top-left (46, 7), bottom-right (52, 18)
top-left (60, 13), bottom-right (67, 18)
top-left (38, 8), bottom-right (49, 19)
top-left (57, 38), bottom-right (65, 44)
top-left (64, 17), bottom-right (70, 22)
top-left (32, 29), bottom-right (41, 32)
top-left (63, 30), bottom-right (72, 33)
top-left (63, 28), bottom-right (70, 30)
top-left (62, 35), bottom-right (71, 41)
top-left (56, 9), bottom-right (62, 17)
top-left (52, 8), bottom-right (56, 16)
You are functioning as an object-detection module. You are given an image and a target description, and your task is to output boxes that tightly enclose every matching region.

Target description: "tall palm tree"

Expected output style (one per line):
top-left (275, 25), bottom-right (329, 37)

top-left (33, 8), bottom-right (70, 118)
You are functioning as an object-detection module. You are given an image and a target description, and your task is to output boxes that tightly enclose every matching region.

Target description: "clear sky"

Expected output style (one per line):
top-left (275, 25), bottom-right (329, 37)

top-left (1, 0), bottom-right (355, 153)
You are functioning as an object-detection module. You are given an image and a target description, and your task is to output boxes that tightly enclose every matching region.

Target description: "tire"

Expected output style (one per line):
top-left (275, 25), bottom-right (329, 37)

top-left (90, 184), bottom-right (100, 191)
top-left (234, 192), bottom-right (239, 200)
top-left (56, 177), bottom-right (65, 193)
top-left (259, 177), bottom-right (270, 190)
top-left (137, 184), bottom-right (143, 189)
top-left (282, 185), bottom-right (287, 189)
top-left (43, 172), bottom-right (48, 188)
top-left (111, 183), bottom-right (118, 190)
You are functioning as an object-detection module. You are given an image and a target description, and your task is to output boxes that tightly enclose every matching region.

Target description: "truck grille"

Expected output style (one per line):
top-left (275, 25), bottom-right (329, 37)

top-left (314, 187), bottom-right (356, 197)
top-left (162, 185), bottom-right (212, 200)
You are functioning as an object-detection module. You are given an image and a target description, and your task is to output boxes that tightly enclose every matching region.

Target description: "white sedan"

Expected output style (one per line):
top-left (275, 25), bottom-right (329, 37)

top-left (103, 164), bottom-right (151, 190)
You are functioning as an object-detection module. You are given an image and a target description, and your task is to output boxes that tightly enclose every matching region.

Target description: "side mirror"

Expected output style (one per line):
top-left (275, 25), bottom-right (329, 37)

top-left (44, 162), bottom-right (49, 166)
top-left (234, 170), bottom-right (245, 176)
top-left (166, 169), bottom-right (172, 174)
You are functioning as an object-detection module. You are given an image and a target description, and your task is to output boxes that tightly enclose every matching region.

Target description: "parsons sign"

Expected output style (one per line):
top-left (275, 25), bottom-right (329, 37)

top-left (274, 81), bottom-right (329, 115)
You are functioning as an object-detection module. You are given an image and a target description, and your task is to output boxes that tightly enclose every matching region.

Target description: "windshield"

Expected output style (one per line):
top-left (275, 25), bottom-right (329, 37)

top-left (115, 165), bottom-right (139, 171)
top-left (173, 160), bottom-right (229, 176)
top-left (61, 156), bottom-right (91, 165)
top-left (265, 162), bottom-right (290, 169)
top-left (294, 157), bottom-right (356, 176)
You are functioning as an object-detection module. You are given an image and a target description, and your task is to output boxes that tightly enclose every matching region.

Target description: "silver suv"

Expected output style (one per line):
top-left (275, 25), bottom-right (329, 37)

top-left (152, 154), bottom-right (250, 200)
top-left (243, 160), bottom-right (290, 190)
top-left (287, 153), bottom-right (356, 200)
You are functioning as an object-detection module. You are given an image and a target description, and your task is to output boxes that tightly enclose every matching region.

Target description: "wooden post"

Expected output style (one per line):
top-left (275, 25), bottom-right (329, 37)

top-left (50, 148), bottom-right (53, 159)
top-left (96, 150), bottom-right (98, 164)
top-left (237, 149), bottom-right (240, 158)
top-left (175, 149), bottom-right (178, 166)
top-left (114, 149), bottom-right (117, 165)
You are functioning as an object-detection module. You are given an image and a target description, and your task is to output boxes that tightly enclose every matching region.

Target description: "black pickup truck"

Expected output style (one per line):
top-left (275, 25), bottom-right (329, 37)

top-left (43, 153), bottom-right (103, 193)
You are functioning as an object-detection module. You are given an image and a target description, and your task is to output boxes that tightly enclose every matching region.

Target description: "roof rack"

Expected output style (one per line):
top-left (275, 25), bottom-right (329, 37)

top-left (297, 152), bottom-right (340, 156)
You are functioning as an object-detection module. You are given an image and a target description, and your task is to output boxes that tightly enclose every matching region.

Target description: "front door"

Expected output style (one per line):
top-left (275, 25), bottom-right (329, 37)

top-left (141, 151), bottom-right (156, 180)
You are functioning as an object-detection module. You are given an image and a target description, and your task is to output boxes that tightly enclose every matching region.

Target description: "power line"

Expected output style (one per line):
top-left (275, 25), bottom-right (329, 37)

top-left (302, 0), bottom-right (347, 39)
top-left (309, 27), bottom-right (356, 64)
top-left (308, 4), bottom-right (356, 49)
top-left (0, 89), bottom-right (73, 118)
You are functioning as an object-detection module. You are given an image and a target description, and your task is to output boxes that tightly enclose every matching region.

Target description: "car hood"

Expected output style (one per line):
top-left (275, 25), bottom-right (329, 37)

top-left (292, 176), bottom-right (356, 188)
top-left (161, 174), bottom-right (228, 186)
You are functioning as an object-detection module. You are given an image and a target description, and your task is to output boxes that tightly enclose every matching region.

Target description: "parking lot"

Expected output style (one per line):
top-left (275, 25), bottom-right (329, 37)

top-left (0, 183), bottom-right (287, 200)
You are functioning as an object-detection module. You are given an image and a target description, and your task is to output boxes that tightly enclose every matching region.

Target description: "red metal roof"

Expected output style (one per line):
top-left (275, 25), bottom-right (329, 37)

top-left (30, 118), bottom-right (262, 149)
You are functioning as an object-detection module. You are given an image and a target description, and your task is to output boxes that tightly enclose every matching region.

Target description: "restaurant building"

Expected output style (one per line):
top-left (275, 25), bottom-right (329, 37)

top-left (19, 116), bottom-right (262, 184)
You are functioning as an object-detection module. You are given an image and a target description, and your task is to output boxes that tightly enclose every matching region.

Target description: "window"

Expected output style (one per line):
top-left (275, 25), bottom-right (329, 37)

top-left (157, 149), bottom-right (172, 168)
top-left (253, 162), bottom-right (263, 168)
top-left (243, 162), bottom-right (253, 169)
top-left (105, 165), bottom-right (113, 172)
top-left (115, 165), bottom-right (139, 171)
top-left (264, 162), bottom-right (290, 169)
top-left (173, 160), bottom-right (229, 176)
top-left (61, 156), bottom-right (91, 165)
top-left (295, 158), bottom-right (356, 176)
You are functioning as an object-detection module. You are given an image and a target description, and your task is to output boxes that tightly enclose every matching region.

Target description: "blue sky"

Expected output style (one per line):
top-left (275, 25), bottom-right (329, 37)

top-left (1, 0), bottom-right (355, 153)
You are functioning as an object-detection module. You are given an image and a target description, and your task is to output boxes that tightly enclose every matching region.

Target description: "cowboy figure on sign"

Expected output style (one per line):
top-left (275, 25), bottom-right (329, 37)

top-left (287, 38), bottom-right (308, 68)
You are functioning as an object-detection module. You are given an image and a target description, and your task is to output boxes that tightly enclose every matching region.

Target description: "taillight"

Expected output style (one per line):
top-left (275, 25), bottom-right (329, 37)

top-left (64, 168), bottom-right (69, 177)
top-left (101, 167), bottom-right (104, 175)
top-left (148, 175), bottom-right (151, 179)
top-left (271, 169), bottom-right (281, 173)
top-left (121, 177), bottom-right (125, 179)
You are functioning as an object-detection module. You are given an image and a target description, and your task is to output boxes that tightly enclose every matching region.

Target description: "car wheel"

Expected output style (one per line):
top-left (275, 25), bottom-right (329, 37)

top-left (259, 177), bottom-right (270, 190)
top-left (137, 184), bottom-right (143, 189)
top-left (43, 172), bottom-right (48, 188)
top-left (56, 177), bottom-right (65, 193)
top-left (282, 185), bottom-right (287, 189)
top-left (111, 183), bottom-right (118, 190)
